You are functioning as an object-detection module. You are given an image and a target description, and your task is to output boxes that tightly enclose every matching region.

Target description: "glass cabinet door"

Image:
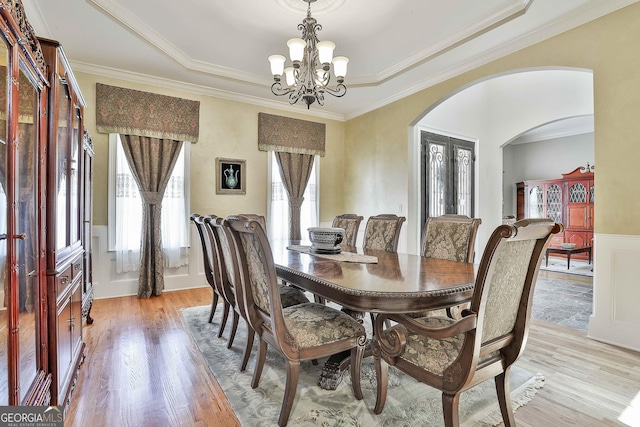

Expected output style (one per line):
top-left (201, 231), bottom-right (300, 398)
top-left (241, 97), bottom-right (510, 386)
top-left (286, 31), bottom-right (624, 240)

top-left (69, 106), bottom-right (81, 245)
top-left (56, 80), bottom-right (71, 250)
top-left (16, 65), bottom-right (40, 403)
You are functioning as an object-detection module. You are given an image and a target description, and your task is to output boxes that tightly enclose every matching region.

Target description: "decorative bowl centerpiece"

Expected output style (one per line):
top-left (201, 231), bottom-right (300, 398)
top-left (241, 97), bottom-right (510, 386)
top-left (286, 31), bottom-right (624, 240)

top-left (308, 227), bottom-right (344, 254)
top-left (561, 242), bottom-right (577, 249)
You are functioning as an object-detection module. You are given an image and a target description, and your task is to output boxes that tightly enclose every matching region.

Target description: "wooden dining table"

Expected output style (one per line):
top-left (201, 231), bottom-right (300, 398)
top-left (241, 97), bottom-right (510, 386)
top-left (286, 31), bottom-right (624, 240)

top-left (271, 241), bottom-right (477, 389)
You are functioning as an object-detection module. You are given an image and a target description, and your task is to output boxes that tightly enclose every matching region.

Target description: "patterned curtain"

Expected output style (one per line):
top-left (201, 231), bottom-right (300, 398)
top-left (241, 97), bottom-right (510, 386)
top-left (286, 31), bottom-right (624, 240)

top-left (119, 134), bottom-right (183, 298)
top-left (274, 152), bottom-right (315, 240)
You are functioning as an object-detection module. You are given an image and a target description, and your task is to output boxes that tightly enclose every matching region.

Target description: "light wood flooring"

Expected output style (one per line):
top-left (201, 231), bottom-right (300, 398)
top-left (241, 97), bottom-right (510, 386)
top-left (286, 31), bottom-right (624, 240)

top-left (66, 273), bottom-right (640, 427)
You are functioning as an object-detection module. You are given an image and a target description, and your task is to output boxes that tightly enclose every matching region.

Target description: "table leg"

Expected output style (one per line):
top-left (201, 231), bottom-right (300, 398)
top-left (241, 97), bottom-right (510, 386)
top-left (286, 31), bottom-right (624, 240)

top-left (546, 249), bottom-right (549, 267)
top-left (567, 253), bottom-right (571, 269)
top-left (317, 308), bottom-right (366, 390)
top-left (589, 248), bottom-right (592, 264)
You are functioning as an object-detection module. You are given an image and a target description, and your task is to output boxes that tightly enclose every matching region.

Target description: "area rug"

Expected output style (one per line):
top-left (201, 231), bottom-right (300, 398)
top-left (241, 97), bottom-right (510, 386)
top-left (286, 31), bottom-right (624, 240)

top-left (540, 258), bottom-right (593, 277)
top-left (182, 305), bottom-right (544, 427)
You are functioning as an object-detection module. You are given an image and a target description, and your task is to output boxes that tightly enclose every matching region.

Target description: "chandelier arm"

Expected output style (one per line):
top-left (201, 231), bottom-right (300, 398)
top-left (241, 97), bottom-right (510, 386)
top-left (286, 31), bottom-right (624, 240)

top-left (271, 81), bottom-right (295, 97)
top-left (321, 83), bottom-right (347, 98)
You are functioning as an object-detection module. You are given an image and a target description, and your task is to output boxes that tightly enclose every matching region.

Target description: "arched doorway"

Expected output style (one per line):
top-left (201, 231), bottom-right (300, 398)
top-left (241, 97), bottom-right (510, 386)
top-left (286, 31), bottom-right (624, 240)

top-left (406, 68), bottom-right (594, 258)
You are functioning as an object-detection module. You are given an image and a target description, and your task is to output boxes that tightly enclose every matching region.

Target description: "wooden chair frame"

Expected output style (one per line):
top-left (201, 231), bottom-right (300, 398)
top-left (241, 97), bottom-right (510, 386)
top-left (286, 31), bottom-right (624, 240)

top-left (373, 219), bottom-right (563, 427)
top-left (225, 216), bottom-right (366, 426)
top-left (190, 214), bottom-right (231, 332)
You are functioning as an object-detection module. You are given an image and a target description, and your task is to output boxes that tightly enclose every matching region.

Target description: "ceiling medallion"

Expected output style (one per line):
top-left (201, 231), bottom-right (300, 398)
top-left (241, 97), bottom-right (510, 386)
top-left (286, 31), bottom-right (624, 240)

top-left (274, 0), bottom-right (345, 15)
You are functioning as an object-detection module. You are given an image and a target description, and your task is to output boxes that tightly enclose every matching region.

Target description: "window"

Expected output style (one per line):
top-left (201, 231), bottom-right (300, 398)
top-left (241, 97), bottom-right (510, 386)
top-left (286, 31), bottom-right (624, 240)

top-left (268, 152), bottom-right (319, 242)
top-left (420, 131), bottom-right (475, 227)
top-left (108, 134), bottom-right (190, 273)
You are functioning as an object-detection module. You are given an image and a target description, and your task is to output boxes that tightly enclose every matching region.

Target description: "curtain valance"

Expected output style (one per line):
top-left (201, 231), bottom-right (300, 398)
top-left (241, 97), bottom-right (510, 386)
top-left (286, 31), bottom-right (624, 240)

top-left (258, 112), bottom-right (325, 156)
top-left (96, 83), bottom-right (200, 142)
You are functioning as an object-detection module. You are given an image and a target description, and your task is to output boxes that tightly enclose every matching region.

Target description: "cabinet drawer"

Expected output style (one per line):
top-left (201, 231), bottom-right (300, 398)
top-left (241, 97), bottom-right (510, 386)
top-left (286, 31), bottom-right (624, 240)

top-left (56, 266), bottom-right (73, 295)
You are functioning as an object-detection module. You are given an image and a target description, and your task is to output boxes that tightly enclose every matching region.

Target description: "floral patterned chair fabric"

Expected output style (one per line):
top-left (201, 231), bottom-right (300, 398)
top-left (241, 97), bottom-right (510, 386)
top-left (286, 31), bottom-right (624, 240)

top-left (362, 214), bottom-right (406, 253)
top-left (332, 214), bottom-right (364, 247)
top-left (416, 215), bottom-right (481, 319)
top-left (225, 215), bottom-right (366, 427)
top-left (208, 215), bottom-right (308, 372)
top-left (373, 219), bottom-right (563, 427)
top-left (420, 215), bottom-right (482, 263)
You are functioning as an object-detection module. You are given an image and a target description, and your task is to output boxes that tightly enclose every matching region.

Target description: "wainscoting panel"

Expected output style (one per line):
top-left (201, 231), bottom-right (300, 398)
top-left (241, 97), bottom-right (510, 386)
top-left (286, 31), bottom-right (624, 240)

top-left (92, 225), bottom-right (207, 299)
top-left (589, 233), bottom-right (640, 352)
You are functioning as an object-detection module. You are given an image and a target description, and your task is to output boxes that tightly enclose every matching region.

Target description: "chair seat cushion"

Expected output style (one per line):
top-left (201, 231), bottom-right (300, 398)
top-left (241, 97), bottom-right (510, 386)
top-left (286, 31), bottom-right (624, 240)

top-left (278, 284), bottom-right (309, 307)
top-left (283, 303), bottom-right (365, 349)
top-left (384, 316), bottom-right (464, 376)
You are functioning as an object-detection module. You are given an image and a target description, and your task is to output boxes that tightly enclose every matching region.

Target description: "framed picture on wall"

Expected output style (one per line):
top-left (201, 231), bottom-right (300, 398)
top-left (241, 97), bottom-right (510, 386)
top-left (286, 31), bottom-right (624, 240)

top-left (216, 157), bottom-right (246, 194)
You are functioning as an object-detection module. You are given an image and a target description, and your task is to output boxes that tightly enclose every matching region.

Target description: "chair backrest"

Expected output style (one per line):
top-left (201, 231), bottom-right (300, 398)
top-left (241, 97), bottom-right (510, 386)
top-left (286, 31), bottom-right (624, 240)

top-left (420, 214), bottom-right (482, 263)
top-left (190, 214), bottom-right (217, 289)
top-left (332, 214), bottom-right (364, 247)
top-left (470, 218), bottom-right (563, 365)
top-left (224, 215), bottom-right (288, 339)
top-left (238, 214), bottom-right (267, 232)
top-left (205, 215), bottom-right (244, 315)
top-left (362, 214), bottom-right (406, 252)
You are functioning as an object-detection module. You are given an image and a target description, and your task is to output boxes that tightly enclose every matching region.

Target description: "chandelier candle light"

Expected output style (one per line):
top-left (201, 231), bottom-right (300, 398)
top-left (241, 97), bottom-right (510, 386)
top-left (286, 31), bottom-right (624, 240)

top-left (268, 0), bottom-right (349, 108)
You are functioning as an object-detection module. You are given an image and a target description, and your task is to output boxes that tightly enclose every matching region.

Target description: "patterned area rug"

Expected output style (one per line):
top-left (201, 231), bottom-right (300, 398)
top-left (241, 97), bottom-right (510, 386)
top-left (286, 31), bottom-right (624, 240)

top-left (182, 305), bottom-right (544, 427)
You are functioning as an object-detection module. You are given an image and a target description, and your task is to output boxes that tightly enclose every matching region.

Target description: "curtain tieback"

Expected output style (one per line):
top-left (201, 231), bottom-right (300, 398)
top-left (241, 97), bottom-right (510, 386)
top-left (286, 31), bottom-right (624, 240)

top-left (290, 197), bottom-right (304, 209)
top-left (141, 191), bottom-right (163, 205)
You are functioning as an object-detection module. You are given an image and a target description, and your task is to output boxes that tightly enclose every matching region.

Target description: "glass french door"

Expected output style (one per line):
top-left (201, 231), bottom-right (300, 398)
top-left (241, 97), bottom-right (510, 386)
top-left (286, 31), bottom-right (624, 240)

top-left (420, 131), bottom-right (475, 229)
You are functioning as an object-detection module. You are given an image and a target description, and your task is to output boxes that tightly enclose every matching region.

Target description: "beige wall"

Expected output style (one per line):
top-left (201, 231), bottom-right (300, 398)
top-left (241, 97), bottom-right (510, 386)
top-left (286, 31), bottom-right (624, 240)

top-left (343, 2), bottom-right (640, 237)
top-left (75, 73), bottom-right (346, 227)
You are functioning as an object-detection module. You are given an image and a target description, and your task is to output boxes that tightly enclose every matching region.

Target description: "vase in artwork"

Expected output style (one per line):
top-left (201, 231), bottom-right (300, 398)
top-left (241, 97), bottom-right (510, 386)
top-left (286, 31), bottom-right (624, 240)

top-left (224, 165), bottom-right (239, 189)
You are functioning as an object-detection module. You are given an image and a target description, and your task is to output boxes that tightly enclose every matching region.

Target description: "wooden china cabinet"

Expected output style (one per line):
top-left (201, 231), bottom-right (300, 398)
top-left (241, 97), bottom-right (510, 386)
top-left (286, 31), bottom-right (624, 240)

top-left (0, 2), bottom-right (93, 408)
top-left (516, 166), bottom-right (594, 258)
top-left (39, 37), bottom-right (91, 408)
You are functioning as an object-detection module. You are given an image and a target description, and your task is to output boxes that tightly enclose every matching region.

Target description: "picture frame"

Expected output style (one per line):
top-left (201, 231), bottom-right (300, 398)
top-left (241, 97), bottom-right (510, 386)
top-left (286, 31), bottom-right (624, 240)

top-left (216, 157), bottom-right (246, 195)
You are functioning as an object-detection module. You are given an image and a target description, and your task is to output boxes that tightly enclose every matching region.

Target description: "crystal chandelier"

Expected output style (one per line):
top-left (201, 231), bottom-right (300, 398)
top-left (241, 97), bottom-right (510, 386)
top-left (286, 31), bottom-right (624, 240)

top-left (268, 0), bottom-right (349, 109)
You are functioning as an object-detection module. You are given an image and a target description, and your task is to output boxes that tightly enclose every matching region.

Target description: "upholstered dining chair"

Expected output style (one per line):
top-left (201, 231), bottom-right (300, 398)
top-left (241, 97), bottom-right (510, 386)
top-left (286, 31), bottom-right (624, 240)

top-left (372, 218), bottom-right (562, 427)
top-left (207, 215), bottom-right (309, 363)
top-left (239, 213), bottom-right (267, 231)
top-left (418, 214), bottom-right (482, 319)
top-left (362, 214), bottom-right (406, 253)
top-left (332, 214), bottom-right (364, 247)
top-left (190, 214), bottom-right (232, 333)
top-left (421, 214), bottom-right (482, 263)
top-left (224, 215), bottom-right (367, 427)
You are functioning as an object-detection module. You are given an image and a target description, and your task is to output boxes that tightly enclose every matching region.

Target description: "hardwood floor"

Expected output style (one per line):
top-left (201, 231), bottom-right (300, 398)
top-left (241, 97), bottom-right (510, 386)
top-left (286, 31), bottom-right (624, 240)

top-left (66, 287), bottom-right (240, 427)
top-left (66, 278), bottom-right (640, 427)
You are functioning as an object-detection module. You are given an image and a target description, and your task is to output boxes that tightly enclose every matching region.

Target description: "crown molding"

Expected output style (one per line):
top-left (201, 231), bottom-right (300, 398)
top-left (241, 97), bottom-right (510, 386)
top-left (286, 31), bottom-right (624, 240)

top-left (344, 0), bottom-right (639, 120)
top-left (70, 61), bottom-right (346, 122)
top-left (511, 123), bottom-right (594, 145)
top-left (88, 0), bottom-right (530, 88)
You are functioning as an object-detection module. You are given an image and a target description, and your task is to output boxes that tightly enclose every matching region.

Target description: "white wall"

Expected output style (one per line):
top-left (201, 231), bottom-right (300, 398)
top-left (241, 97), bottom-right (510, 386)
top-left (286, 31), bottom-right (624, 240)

top-left (503, 132), bottom-right (595, 216)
